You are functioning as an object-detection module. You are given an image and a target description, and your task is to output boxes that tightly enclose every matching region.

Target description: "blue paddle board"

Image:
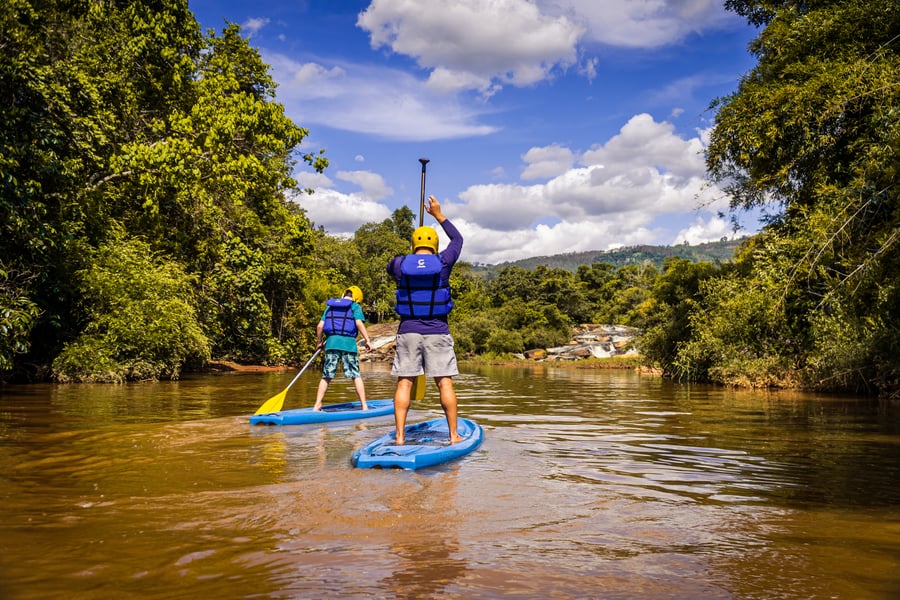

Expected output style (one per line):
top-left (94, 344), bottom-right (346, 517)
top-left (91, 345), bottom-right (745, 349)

top-left (250, 398), bottom-right (394, 425)
top-left (352, 417), bottom-right (484, 470)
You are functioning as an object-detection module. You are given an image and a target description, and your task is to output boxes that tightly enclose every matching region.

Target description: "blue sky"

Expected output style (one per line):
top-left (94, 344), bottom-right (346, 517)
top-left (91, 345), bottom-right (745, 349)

top-left (189, 0), bottom-right (760, 265)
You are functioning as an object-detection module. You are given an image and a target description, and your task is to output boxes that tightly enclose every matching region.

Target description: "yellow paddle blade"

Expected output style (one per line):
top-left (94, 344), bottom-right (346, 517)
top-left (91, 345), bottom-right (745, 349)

top-left (411, 374), bottom-right (427, 401)
top-left (252, 348), bottom-right (322, 416)
top-left (254, 388), bottom-right (288, 415)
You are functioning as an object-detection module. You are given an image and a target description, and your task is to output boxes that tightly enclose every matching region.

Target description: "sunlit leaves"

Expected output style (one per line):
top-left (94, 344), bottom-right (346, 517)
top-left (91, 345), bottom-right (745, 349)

top-left (699, 0), bottom-right (900, 394)
top-left (0, 265), bottom-right (41, 371)
top-left (52, 233), bottom-right (210, 382)
top-left (2, 1), bottom-right (329, 376)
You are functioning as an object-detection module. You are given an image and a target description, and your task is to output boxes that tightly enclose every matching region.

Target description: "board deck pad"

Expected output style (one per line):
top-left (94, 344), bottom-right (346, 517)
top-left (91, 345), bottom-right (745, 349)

top-left (352, 417), bottom-right (484, 470)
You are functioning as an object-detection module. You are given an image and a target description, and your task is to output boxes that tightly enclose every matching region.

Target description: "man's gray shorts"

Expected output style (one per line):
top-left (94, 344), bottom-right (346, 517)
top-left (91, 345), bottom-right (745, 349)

top-left (391, 333), bottom-right (459, 378)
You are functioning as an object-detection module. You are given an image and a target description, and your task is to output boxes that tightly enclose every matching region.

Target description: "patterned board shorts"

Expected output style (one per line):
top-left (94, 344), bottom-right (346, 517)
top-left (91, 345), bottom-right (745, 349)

top-left (322, 350), bottom-right (361, 379)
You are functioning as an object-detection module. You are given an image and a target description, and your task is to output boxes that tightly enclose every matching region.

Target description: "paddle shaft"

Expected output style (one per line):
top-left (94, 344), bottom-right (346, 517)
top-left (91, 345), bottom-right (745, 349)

top-left (414, 158), bottom-right (430, 400)
top-left (418, 158), bottom-right (429, 226)
top-left (284, 347), bottom-right (322, 391)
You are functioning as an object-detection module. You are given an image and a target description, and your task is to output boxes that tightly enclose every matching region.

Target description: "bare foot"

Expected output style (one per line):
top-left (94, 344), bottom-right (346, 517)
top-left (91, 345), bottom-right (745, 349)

top-left (313, 405), bottom-right (322, 411)
top-left (394, 435), bottom-right (404, 445)
top-left (361, 402), bottom-right (369, 410)
top-left (450, 434), bottom-right (464, 444)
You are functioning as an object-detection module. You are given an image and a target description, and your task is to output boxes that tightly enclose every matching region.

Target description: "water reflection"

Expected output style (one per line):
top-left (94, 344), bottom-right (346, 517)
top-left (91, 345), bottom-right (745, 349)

top-left (379, 471), bottom-right (467, 599)
top-left (1, 364), bottom-right (899, 599)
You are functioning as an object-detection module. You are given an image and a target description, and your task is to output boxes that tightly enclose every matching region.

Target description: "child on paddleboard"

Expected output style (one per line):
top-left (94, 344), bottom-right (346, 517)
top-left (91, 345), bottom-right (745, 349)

top-left (386, 196), bottom-right (464, 444)
top-left (314, 286), bottom-right (372, 410)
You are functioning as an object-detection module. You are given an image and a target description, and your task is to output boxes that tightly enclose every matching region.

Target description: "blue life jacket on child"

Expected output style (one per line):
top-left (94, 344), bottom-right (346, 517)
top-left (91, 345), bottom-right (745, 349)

top-left (323, 298), bottom-right (358, 337)
top-left (394, 254), bottom-right (453, 318)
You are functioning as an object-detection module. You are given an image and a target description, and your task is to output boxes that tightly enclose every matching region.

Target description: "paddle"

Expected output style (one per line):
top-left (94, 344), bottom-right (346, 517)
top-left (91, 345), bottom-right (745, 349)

top-left (413, 157), bottom-right (430, 401)
top-left (253, 348), bottom-right (323, 415)
top-left (411, 371), bottom-right (426, 401)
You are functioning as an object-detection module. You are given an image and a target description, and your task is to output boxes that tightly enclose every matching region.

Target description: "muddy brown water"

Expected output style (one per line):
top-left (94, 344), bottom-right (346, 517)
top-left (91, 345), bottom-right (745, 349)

top-left (1, 363), bottom-right (899, 599)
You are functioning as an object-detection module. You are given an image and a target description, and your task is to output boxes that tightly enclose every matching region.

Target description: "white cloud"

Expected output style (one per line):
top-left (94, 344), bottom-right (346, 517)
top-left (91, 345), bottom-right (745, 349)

top-left (265, 53), bottom-right (498, 140)
top-left (296, 171), bottom-right (333, 189)
top-left (292, 170), bottom-right (394, 235)
top-left (335, 170), bottom-right (393, 201)
top-left (294, 112), bottom-right (745, 263)
top-left (289, 62), bottom-right (346, 95)
top-left (454, 217), bottom-right (660, 265)
top-left (673, 215), bottom-right (733, 245)
top-left (290, 187), bottom-right (391, 235)
top-left (579, 56), bottom-right (598, 82)
top-left (554, 0), bottom-right (737, 49)
top-left (242, 17), bottom-right (270, 37)
top-left (357, 0), bottom-right (583, 94)
top-left (255, 3), bottom-right (744, 143)
top-left (521, 144), bottom-right (576, 180)
top-left (581, 113), bottom-right (707, 178)
top-left (456, 184), bottom-right (550, 229)
top-left (449, 113), bottom-right (730, 263)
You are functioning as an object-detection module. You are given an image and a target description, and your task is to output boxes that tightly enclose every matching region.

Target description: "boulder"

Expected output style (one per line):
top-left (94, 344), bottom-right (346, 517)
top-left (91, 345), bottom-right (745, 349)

top-left (355, 322), bottom-right (639, 363)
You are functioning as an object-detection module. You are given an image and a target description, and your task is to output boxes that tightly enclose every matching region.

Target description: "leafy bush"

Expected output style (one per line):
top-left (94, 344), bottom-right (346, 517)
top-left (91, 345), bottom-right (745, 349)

top-left (485, 329), bottom-right (524, 354)
top-left (52, 234), bottom-right (210, 382)
top-left (521, 324), bottom-right (570, 350)
top-left (451, 311), bottom-right (502, 355)
top-left (670, 271), bottom-right (800, 386)
top-left (0, 266), bottom-right (41, 372)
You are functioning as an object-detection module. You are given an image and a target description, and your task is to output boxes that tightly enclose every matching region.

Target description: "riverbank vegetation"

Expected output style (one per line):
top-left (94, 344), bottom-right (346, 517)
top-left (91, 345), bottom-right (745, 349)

top-left (2, 1), bottom-right (897, 397)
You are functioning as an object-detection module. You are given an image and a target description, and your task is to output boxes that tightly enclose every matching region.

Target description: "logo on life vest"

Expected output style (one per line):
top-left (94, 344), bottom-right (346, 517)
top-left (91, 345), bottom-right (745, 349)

top-left (417, 258), bottom-right (427, 268)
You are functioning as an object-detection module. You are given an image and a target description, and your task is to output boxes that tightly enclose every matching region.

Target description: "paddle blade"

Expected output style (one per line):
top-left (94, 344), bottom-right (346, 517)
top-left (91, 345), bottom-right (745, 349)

top-left (411, 374), bottom-right (427, 401)
top-left (254, 388), bottom-right (288, 415)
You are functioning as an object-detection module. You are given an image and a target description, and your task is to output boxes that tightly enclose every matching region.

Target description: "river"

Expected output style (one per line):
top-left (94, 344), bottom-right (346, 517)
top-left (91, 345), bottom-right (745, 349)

top-left (1, 363), bottom-right (898, 599)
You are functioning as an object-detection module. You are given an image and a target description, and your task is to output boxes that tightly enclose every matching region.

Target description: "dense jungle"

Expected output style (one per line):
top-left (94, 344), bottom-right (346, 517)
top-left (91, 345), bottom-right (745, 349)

top-left (1, 0), bottom-right (898, 397)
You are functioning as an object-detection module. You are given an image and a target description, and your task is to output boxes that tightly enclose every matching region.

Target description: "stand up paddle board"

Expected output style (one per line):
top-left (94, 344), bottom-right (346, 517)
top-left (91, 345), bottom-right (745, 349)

top-left (250, 398), bottom-right (394, 425)
top-left (352, 417), bottom-right (483, 470)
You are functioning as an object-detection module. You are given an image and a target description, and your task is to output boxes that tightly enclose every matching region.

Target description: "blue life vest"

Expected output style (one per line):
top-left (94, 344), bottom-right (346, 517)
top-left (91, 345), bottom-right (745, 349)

top-left (395, 254), bottom-right (453, 318)
top-left (323, 298), bottom-right (358, 337)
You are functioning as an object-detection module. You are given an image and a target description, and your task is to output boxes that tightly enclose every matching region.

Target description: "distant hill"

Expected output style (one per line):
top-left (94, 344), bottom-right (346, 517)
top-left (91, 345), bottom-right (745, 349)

top-left (470, 237), bottom-right (747, 277)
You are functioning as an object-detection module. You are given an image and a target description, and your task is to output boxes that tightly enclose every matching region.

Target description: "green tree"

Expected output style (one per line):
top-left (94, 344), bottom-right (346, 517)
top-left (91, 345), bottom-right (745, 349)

top-left (1, 0), bottom-right (204, 363)
top-left (489, 266), bottom-right (538, 307)
top-left (707, 0), bottom-right (900, 393)
top-left (638, 257), bottom-right (722, 378)
top-left (532, 265), bottom-right (591, 323)
top-left (0, 264), bottom-right (41, 372)
top-left (446, 261), bottom-right (490, 321)
top-left (110, 21), bottom-right (322, 362)
top-left (1, 2), bottom-right (328, 375)
top-left (351, 208), bottom-right (414, 322)
top-left (450, 309), bottom-right (497, 355)
top-left (587, 262), bottom-right (658, 326)
top-left (52, 233), bottom-right (210, 382)
top-left (390, 205), bottom-right (416, 242)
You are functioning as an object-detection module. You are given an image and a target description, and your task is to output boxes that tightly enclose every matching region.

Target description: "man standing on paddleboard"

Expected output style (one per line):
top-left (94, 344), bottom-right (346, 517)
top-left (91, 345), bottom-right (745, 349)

top-left (387, 195), bottom-right (464, 444)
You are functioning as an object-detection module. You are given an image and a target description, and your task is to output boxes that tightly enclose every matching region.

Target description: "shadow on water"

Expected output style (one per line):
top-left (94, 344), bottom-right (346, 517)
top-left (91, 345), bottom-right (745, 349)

top-left (1, 362), bottom-right (899, 599)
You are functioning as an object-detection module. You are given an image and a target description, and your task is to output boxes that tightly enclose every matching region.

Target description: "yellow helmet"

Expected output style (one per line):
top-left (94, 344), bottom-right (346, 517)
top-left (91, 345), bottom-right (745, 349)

top-left (343, 285), bottom-right (363, 303)
top-left (412, 226), bottom-right (439, 253)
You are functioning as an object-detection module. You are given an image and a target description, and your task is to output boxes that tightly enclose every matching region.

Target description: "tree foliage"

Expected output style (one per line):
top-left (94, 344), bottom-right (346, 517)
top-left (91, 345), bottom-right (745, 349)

top-left (1, 1), bottom-right (326, 380)
top-left (6, 1), bottom-right (899, 397)
top-left (0, 264), bottom-right (41, 371)
top-left (52, 232), bottom-right (210, 382)
top-left (638, 258), bottom-right (718, 376)
top-left (700, 0), bottom-right (900, 394)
